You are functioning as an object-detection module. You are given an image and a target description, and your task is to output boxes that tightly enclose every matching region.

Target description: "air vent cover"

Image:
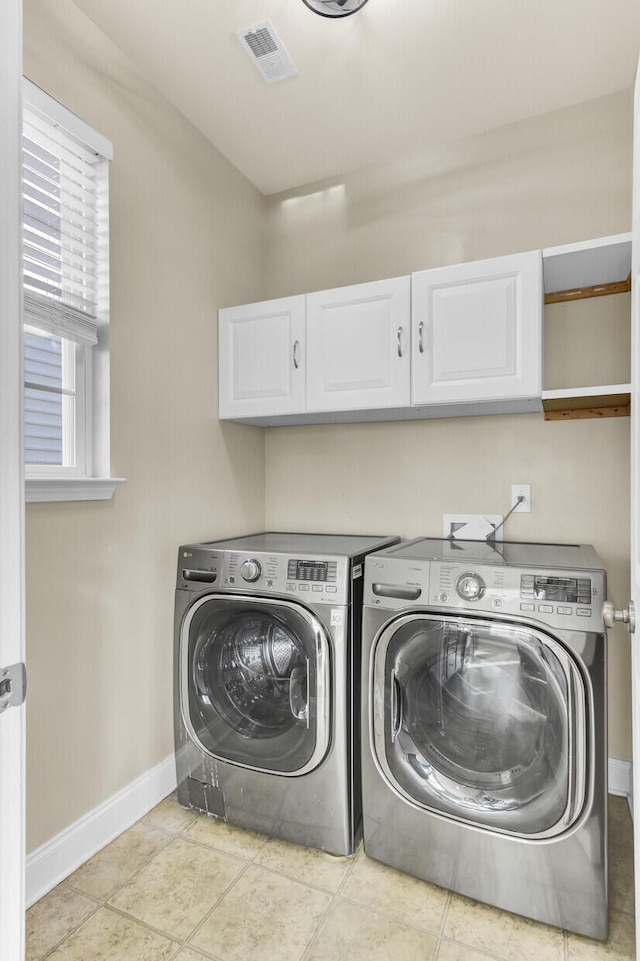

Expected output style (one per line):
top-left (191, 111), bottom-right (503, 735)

top-left (236, 20), bottom-right (298, 85)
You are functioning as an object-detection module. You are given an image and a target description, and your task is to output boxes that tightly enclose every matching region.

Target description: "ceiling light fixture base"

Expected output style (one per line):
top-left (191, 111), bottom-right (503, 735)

top-left (301, 0), bottom-right (370, 18)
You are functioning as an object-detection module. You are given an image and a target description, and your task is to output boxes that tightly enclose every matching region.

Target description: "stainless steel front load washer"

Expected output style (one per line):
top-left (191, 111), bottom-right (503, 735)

top-left (174, 531), bottom-right (398, 856)
top-left (361, 538), bottom-right (608, 939)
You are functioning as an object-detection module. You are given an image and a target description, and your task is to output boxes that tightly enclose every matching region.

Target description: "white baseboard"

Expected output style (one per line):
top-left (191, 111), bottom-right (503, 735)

top-left (608, 757), bottom-right (632, 799)
top-left (24, 753), bottom-right (634, 907)
top-left (26, 753), bottom-right (176, 908)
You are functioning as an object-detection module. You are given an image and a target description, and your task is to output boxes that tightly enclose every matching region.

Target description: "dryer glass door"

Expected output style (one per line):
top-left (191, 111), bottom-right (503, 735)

top-left (371, 614), bottom-right (587, 837)
top-left (182, 596), bottom-right (330, 775)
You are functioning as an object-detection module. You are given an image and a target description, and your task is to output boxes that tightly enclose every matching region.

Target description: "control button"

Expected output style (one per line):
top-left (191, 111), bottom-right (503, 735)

top-left (577, 608), bottom-right (591, 617)
top-left (240, 558), bottom-right (262, 583)
top-left (312, 585), bottom-right (323, 592)
top-left (299, 584), bottom-right (310, 591)
top-left (266, 579), bottom-right (274, 588)
top-left (326, 586), bottom-right (337, 593)
top-left (538, 604), bottom-right (553, 614)
top-left (492, 598), bottom-right (504, 609)
top-left (558, 606), bottom-right (572, 615)
top-left (438, 592), bottom-right (449, 603)
top-left (456, 572), bottom-right (486, 601)
top-left (286, 583), bottom-right (297, 591)
top-left (520, 603), bottom-right (535, 612)
top-left (228, 575), bottom-right (235, 584)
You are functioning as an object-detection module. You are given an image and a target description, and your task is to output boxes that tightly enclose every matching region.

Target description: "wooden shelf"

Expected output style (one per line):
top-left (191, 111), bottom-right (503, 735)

top-left (544, 276), bottom-right (630, 305)
top-left (543, 233), bottom-right (631, 304)
top-left (542, 384), bottom-right (631, 421)
top-left (542, 234), bottom-right (632, 420)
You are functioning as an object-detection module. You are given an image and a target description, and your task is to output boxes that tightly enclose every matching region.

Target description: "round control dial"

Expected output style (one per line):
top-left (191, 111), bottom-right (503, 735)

top-left (240, 558), bottom-right (262, 582)
top-left (456, 572), bottom-right (485, 602)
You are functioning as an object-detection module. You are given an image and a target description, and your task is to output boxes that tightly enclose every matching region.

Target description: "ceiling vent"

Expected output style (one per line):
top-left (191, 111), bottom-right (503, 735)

top-left (236, 20), bottom-right (298, 85)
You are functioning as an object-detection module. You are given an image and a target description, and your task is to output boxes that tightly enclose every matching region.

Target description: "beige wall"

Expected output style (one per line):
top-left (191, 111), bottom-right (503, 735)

top-left (22, 0), bottom-right (636, 857)
top-left (23, 0), bottom-right (266, 852)
top-left (264, 90), bottom-right (634, 761)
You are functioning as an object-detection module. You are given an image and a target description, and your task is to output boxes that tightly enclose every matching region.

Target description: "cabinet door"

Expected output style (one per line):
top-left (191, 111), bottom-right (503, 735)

top-left (306, 277), bottom-right (410, 412)
top-left (219, 295), bottom-right (305, 419)
top-left (411, 252), bottom-right (542, 408)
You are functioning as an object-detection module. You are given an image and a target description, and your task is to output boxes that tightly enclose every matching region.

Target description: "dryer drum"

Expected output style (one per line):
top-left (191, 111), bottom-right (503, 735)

top-left (200, 612), bottom-right (307, 739)
top-left (385, 618), bottom-right (572, 831)
top-left (403, 632), bottom-right (564, 791)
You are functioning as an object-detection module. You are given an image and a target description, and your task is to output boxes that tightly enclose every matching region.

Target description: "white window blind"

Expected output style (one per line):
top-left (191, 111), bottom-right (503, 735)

top-left (22, 83), bottom-right (110, 473)
top-left (23, 106), bottom-right (102, 345)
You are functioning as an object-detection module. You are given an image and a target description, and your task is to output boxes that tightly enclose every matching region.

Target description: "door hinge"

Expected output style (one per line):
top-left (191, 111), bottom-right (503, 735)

top-left (0, 662), bottom-right (26, 714)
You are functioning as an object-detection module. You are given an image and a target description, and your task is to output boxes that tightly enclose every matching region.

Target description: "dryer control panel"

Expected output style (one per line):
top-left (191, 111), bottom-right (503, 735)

top-left (364, 555), bottom-right (606, 632)
top-left (430, 562), bottom-right (605, 631)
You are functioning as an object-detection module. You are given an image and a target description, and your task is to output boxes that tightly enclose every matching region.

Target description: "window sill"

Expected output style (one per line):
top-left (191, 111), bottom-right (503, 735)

top-left (25, 476), bottom-right (126, 503)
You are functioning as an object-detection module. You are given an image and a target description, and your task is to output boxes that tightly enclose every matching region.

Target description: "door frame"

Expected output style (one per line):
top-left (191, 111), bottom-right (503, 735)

top-left (0, 0), bottom-right (25, 958)
top-left (630, 51), bottom-right (640, 961)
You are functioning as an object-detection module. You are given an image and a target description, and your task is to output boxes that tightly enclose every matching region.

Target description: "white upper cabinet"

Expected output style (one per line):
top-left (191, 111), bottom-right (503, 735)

top-left (219, 295), bottom-right (305, 420)
top-left (411, 251), bottom-right (542, 411)
top-left (306, 277), bottom-right (411, 412)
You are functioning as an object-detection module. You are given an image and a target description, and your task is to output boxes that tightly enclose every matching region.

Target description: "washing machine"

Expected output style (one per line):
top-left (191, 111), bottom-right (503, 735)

top-left (174, 531), bottom-right (398, 856)
top-left (361, 537), bottom-right (608, 939)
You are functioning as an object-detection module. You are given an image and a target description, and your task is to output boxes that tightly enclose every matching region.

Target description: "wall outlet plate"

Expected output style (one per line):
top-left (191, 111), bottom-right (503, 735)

top-left (443, 514), bottom-right (504, 541)
top-left (511, 484), bottom-right (531, 512)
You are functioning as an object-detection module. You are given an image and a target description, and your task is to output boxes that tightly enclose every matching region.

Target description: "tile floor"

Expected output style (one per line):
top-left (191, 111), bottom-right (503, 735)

top-left (26, 794), bottom-right (635, 961)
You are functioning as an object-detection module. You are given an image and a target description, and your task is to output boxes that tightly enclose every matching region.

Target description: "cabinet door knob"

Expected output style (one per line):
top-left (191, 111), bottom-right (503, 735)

top-left (397, 326), bottom-right (404, 358)
top-left (418, 321), bottom-right (425, 354)
top-left (292, 340), bottom-right (300, 369)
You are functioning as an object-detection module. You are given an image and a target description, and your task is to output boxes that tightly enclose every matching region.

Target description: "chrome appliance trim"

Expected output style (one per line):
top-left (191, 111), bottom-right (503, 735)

top-left (180, 593), bottom-right (331, 777)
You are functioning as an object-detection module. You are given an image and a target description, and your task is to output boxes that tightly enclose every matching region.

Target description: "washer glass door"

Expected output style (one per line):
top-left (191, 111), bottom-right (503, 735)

top-left (182, 596), bottom-right (330, 775)
top-left (371, 613), bottom-right (587, 837)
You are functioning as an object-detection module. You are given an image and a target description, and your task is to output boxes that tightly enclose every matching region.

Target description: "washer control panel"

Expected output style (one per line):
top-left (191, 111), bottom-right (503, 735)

top-left (364, 555), bottom-right (606, 631)
top-left (178, 548), bottom-right (349, 605)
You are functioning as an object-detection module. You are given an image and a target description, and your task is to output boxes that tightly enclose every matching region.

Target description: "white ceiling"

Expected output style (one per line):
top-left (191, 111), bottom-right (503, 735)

top-left (71, 0), bottom-right (640, 195)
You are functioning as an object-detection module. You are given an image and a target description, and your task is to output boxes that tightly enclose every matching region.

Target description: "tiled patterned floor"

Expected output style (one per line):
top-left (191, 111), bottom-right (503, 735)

top-left (26, 794), bottom-right (635, 961)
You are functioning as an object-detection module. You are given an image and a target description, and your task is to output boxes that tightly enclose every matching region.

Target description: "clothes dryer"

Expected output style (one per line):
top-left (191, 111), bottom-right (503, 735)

top-left (361, 538), bottom-right (608, 939)
top-left (174, 531), bottom-right (398, 856)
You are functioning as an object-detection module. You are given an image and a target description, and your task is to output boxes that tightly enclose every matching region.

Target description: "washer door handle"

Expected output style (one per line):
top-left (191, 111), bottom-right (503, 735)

top-left (289, 661), bottom-right (309, 726)
top-left (563, 660), bottom-right (587, 826)
top-left (391, 670), bottom-right (403, 743)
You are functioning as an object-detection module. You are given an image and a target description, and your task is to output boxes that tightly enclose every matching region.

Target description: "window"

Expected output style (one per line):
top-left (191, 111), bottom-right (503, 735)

top-left (22, 79), bottom-right (123, 502)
